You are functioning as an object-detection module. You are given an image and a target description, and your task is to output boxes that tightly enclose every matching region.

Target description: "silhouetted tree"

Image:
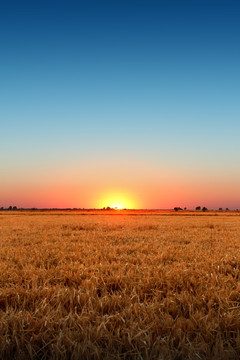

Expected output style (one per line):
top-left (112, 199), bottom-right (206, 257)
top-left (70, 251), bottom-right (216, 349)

top-left (13, 206), bottom-right (17, 210)
top-left (202, 207), bottom-right (208, 212)
top-left (219, 208), bottom-right (223, 211)
top-left (174, 207), bottom-right (182, 211)
top-left (8, 206), bottom-right (12, 210)
top-left (226, 208), bottom-right (229, 211)
top-left (195, 206), bottom-right (201, 211)
top-left (184, 207), bottom-right (187, 210)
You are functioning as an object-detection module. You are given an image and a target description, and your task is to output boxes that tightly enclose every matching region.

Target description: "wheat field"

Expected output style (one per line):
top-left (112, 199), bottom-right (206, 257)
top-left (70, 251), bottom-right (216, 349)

top-left (0, 210), bottom-right (239, 359)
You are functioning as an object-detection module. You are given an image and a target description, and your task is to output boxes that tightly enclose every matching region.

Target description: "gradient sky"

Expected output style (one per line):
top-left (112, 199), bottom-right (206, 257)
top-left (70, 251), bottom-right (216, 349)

top-left (1, 0), bottom-right (240, 209)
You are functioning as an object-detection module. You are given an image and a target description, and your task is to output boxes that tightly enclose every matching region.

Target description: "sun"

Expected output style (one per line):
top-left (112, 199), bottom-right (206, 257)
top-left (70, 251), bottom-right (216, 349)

top-left (95, 190), bottom-right (139, 210)
top-left (110, 203), bottom-right (124, 210)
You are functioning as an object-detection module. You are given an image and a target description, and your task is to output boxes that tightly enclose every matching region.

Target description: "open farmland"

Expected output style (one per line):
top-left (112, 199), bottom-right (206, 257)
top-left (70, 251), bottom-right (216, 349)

top-left (0, 211), bottom-right (239, 360)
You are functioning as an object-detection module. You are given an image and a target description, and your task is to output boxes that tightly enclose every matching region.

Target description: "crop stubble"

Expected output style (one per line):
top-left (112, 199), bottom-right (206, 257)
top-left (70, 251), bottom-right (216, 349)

top-left (0, 211), bottom-right (239, 359)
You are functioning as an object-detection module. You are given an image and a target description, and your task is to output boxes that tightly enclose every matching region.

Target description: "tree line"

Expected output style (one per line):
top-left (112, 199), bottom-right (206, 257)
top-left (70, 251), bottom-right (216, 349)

top-left (174, 206), bottom-right (231, 211)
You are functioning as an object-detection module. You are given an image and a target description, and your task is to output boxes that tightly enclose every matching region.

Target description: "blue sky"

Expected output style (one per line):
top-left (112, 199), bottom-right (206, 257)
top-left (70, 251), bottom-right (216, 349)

top-left (0, 0), bottom-right (240, 208)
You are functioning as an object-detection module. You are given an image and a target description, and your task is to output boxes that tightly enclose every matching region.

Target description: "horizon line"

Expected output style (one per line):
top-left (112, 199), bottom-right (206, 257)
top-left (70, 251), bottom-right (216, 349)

top-left (0, 207), bottom-right (238, 211)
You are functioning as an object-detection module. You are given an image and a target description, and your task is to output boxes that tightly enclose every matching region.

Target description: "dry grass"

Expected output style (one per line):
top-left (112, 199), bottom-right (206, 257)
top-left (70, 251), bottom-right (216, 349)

top-left (0, 210), bottom-right (239, 359)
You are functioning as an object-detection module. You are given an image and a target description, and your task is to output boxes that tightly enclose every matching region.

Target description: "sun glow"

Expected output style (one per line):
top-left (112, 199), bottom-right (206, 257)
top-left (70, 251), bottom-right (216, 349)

top-left (96, 190), bottom-right (139, 210)
top-left (110, 203), bottom-right (124, 210)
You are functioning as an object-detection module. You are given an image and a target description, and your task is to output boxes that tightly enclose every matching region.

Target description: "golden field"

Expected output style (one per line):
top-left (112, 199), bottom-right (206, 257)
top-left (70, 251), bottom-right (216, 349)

top-left (0, 210), bottom-right (239, 360)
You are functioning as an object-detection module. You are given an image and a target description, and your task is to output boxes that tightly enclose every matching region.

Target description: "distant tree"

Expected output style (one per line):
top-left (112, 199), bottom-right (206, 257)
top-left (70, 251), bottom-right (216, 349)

top-left (219, 208), bottom-right (223, 211)
top-left (202, 207), bottom-right (208, 212)
top-left (226, 208), bottom-right (229, 211)
top-left (106, 207), bottom-right (111, 210)
top-left (8, 206), bottom-right (12, 210)
top-left (184, 207), bottom-right (187, 210)
top-left (195, 206), bottom-right (201, 211)
top-left (13, 206), bottom-right (17, 210)
top-left (174, 207), bottom-right (182, 211)
top-left (0, 207), bottom-right (3, 210)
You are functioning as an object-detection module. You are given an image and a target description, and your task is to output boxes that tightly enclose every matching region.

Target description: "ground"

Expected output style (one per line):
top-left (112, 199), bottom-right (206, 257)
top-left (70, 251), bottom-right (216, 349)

top-left (0, 210), bottom-right (239, 359)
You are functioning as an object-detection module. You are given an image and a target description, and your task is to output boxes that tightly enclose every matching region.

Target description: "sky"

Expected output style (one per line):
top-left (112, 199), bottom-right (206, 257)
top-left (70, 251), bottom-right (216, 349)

top-left (0, 0), bottom-right (240, 209)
